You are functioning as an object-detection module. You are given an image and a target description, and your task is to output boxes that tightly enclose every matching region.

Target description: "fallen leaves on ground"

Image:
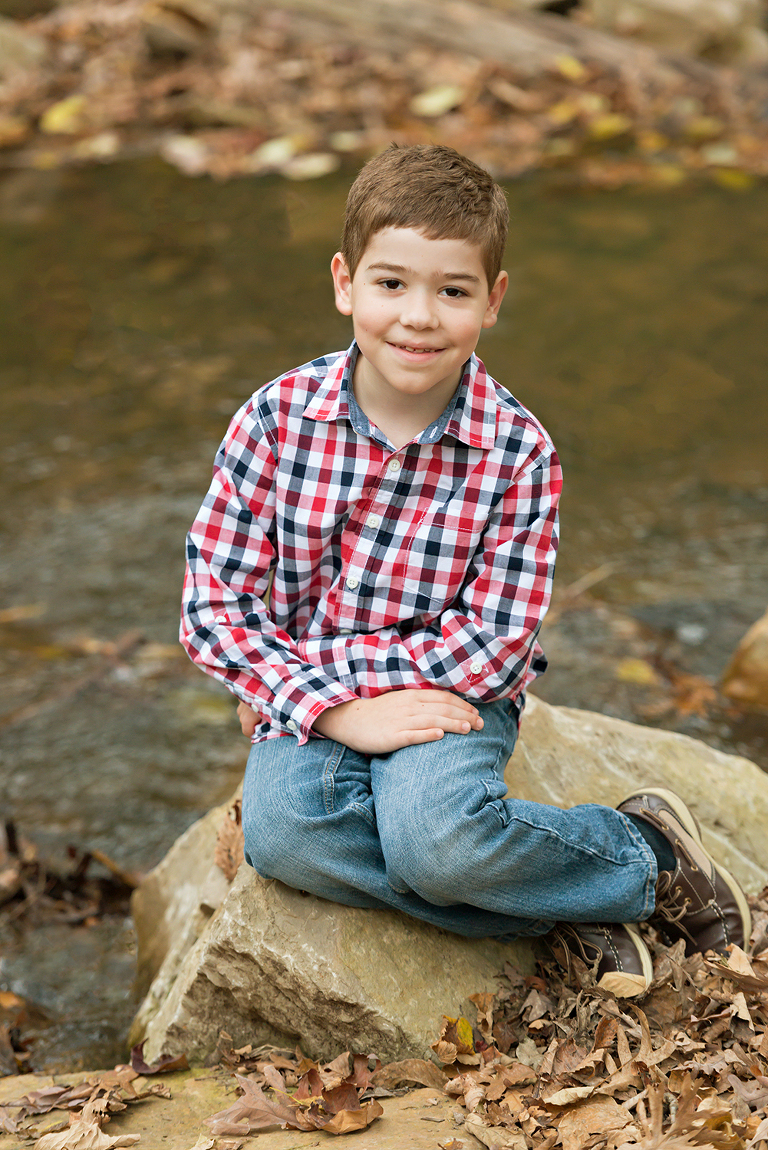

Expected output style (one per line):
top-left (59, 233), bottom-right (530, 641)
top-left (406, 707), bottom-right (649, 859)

top-left (1, 0), bottom-right (767, 187)
top-left (437, 885), bottom-right (768, 1150)
top-left (204, 1045), bottom-right (384, 1137)
top-left (0, 1066), bottom-right (171, 1144)
top-left (33, 1099), bottom-right (141, 1149)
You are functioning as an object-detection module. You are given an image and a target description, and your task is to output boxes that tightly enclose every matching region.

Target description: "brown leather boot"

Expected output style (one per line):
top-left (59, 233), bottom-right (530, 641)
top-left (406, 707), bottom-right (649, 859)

top-left (618, 787), bottom-right (751, 956)
top-left (549, 921), bottom-right (653, 998)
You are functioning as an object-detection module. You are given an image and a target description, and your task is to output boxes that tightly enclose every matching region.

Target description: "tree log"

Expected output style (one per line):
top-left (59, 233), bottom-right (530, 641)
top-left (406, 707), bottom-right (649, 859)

top-left (237, 0), bottom-right (764, 92)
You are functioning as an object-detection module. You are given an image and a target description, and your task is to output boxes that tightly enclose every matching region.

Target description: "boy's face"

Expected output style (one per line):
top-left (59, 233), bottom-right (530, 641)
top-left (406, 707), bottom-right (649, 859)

top-left (331, 227), bottom-right (507, 417)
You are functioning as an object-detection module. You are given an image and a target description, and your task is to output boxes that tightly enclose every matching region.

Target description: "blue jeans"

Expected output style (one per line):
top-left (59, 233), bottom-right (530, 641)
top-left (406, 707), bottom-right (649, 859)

top-left (242, 700), bottom-right (657, 940)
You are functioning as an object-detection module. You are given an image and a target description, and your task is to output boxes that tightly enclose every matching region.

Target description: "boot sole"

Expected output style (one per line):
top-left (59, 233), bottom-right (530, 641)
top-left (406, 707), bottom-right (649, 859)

top-left (623, 786), bottom-right (752, 952)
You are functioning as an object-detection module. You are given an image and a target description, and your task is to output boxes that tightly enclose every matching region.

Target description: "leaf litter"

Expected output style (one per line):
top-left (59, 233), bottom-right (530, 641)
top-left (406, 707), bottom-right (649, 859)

top-left (7, 889), bottom-right (768, 1146)
top-left (1, 0), bottom-right (768, 187)
top-left (433, 885), bottom-right (768, 1150)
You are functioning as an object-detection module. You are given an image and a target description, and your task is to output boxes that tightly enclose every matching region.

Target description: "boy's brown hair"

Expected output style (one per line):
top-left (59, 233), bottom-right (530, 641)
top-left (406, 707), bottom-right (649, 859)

top-left (340, 144), bottom-right (509, 289)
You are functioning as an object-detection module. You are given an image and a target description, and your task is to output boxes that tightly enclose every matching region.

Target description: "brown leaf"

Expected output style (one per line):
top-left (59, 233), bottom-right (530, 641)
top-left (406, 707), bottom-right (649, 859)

top-left (205, 1073), bottom-right (297, 1135)
top-left (214, 799), bottom-right (244, 883)
top-left (555, 1094), bottom-right (631, 1150)
top-left (130, 1040), bottom-right (188, 1074)
top-left (370, 1058), bottom-right (448, 1091)
top-left (470, 992), bottom-right (496, 1042)
top-left (33, 1099), bottom-right (142, 1149)
top-left (321, 1099), bottom-right (383, 1134)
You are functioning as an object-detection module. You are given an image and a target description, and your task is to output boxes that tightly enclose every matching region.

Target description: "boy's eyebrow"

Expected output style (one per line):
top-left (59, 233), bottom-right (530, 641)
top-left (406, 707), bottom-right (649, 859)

top-left (366, 261), bottom-right (481, 283)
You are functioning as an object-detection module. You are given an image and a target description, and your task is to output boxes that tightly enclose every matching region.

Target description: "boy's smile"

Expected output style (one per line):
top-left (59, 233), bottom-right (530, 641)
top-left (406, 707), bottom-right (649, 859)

top-left (331, 227), bottom-right (507, 439)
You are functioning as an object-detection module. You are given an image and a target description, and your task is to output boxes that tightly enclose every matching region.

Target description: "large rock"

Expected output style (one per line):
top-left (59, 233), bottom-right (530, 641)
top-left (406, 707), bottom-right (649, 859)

top-left (131, 844), bottom-right (529, 1065)
top-left (721, 608), bottom-right (768, 712)
top-left (508, 695), bottom-right (768, 894)
top-left (582, 0), bottom-right (768, 63)
top-left (131, 697), bottom-right (768, 1066)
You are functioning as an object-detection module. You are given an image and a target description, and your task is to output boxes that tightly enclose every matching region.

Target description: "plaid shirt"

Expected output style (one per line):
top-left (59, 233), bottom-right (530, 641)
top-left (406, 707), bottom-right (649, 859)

top-left (181, 343), bottom-right (562, 745)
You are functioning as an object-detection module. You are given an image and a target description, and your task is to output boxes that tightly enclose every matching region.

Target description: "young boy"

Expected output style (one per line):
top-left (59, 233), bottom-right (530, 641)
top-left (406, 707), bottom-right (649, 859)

top-left (181, 144), bottom-right (750, 999)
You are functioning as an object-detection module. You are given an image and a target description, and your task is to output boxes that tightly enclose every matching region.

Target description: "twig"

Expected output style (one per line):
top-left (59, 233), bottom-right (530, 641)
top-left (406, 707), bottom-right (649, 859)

top-left (0, 629), bottom-right (145, 731)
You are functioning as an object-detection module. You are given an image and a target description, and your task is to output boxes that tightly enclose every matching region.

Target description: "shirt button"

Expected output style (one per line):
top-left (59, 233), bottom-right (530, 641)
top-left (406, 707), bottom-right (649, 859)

top-left (286, 719), bottom-right (298, 731)
top-left (388, 458), bottom-right (401, 472)
top-left (470, 661), bottom-right (484, 675)
top-left (366, 514), bottom-right (380, 529)
top-left (215, 615), bottom-right (226, 623)
top-left (346, 576), bottom-right (359, 590)
top-left (339, 628), bottom-right (353, 634)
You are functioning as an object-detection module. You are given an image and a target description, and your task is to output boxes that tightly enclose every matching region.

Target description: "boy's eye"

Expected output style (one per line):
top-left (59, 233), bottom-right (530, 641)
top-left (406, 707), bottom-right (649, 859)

top-left (442, 286), bottom-right (467, 298)
top-left (380, 278), bottom-right (402, 290)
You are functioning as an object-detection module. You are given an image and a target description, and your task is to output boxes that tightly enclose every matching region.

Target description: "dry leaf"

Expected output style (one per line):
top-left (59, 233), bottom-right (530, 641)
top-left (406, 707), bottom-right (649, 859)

top-left (464, 1114), bottom-right (526, 1149)
top-left (321, 1100), bottom-right (383, 1134)
top-left (214, 799), bottom-right (244, 882)
top-left (130, 1041), bottom-right (188, 1074)
top-left (33, 1100), bottom-right (141, 1149)
top-left (371, 1058), bottom-right (448, 1090)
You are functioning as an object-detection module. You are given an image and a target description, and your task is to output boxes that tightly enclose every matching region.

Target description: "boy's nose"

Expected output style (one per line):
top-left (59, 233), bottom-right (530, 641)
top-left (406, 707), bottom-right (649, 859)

top-left (400, 291), bottom-right (439, 329)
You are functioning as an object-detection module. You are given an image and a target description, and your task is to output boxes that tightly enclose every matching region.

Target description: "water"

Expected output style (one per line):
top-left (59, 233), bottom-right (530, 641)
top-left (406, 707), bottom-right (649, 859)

top-left (0, 159), bottom-right (766, 1069)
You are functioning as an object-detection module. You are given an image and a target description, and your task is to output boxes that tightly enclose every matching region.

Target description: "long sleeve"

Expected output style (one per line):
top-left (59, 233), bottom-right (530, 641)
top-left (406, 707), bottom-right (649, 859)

top-left (180, 404), bottom-right (358, 744)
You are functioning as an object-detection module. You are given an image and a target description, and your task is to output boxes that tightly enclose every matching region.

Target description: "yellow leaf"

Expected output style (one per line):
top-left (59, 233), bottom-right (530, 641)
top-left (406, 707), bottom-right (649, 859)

top-left (553, 54), bottom-right (587, 81)
top-left (410, 84), bottom-right (465, 117)
top-left (636, 129), bottom-right (668, 153)
top-left (547, 99), bottom-right (579, 125)
top-left (588, 113), bottom-right (633, 140)
top-left (685, 115), bottom-right (724, 140)
top-left (40, 95), bottom-right (87, 135)
top-left (615, 658), bottom-right (660, 685)
top-left (647, 163), bottom-right (687, 186)
top-left (711, 167), bottom-right (754, 191)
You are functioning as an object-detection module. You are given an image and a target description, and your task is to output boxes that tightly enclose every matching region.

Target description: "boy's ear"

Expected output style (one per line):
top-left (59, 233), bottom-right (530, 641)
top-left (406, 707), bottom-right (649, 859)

top-left (331, 252), bottom-right (354, 316)
top-left (481, 270), bottom-right (509, 329)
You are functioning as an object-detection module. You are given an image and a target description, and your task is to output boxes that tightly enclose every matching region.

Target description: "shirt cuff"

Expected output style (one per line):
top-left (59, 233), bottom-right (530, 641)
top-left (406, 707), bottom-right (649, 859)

top-left (269, 678), bottom-right (358, 745)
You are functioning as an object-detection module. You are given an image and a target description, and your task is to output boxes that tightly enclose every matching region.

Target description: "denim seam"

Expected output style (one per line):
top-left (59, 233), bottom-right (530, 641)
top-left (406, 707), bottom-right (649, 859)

top-left (620, 817), bottom-right (658, 919)
top-left (351, 801), bottom-right (377, 828)
top-left (322, 742), bottom-right (346, 815)
top-left (482, 728), bottom-right (517, 824)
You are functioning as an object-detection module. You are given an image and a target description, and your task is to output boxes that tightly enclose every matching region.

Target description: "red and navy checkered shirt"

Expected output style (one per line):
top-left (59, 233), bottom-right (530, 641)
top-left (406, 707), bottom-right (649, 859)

top-left (180, 343), bottom-right (562, 744)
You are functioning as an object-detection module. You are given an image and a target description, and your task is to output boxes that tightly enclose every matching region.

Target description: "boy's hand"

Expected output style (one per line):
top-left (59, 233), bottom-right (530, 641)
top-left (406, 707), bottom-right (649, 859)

top-left (237, 700), bottom-right (259, 738)
top-left (311, 689), bottom-right (484, 754)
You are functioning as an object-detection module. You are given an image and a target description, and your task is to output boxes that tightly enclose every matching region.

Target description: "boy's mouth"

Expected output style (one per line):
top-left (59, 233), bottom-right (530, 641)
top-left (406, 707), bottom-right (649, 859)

top-left (390, 343), bottom-right (443, 354)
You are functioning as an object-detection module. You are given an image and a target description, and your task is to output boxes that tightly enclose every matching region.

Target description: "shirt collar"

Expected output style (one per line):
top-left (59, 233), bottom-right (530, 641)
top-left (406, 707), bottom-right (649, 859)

top-left (304, 341), bottom-right (498, 450)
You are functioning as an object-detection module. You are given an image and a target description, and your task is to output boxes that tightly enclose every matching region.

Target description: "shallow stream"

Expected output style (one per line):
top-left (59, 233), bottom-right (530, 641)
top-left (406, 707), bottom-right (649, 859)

top-left (1, 160), bottom-right (767, 1069)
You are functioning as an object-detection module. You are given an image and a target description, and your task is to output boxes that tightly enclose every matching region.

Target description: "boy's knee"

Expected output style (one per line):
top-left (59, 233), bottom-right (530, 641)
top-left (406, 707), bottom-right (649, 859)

top-left (242, 788), bottom-right (310, 879)
top-left (382, 817), bottom-right (477, 904)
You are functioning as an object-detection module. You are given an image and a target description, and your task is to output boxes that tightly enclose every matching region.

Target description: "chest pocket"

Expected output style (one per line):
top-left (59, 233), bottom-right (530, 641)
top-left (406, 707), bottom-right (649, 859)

top-left (390, 509), bottom-right (481, 619)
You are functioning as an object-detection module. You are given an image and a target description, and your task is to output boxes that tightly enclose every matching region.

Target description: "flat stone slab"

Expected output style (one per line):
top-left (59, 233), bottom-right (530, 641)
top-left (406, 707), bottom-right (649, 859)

top-left (0, 1071), bottom-right (483, 1150)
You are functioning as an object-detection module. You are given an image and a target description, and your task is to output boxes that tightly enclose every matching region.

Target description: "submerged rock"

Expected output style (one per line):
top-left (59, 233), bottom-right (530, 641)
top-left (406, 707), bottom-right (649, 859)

top-left (131, 696), bottom-right (768, 1065)
top-left (721, 608), bottom-right (768, 711)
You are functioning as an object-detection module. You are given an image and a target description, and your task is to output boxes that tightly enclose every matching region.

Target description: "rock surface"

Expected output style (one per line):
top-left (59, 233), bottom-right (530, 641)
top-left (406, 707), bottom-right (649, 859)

top-left (721, 608), bottom-right (768, 711)
top-left (131, 696), bottom-right (768, 1066)
top-left (131, 854), bottom-right (530, 1064)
